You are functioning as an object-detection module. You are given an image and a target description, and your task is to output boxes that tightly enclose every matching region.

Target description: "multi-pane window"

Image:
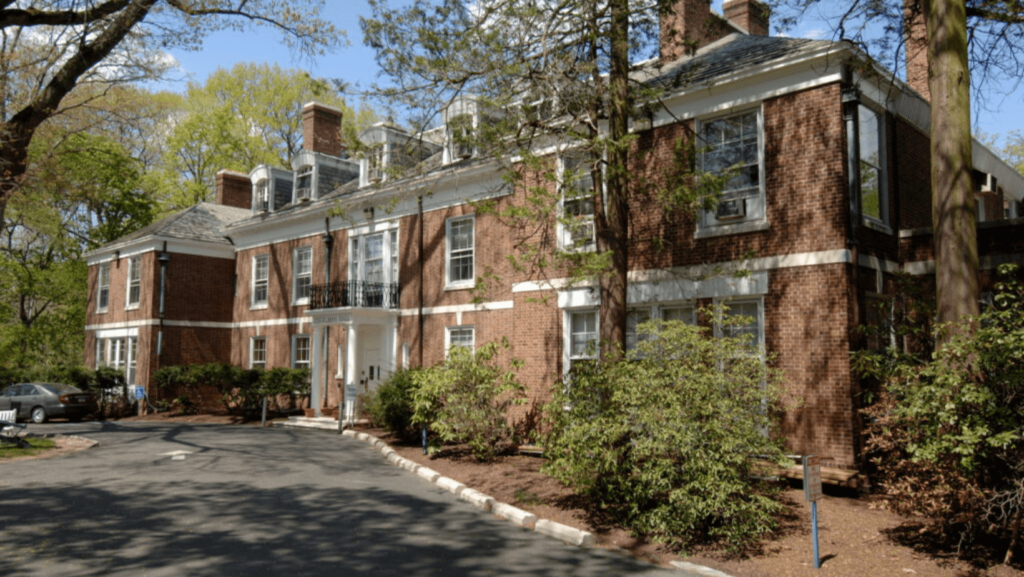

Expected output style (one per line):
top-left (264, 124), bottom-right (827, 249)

top-left (96, 336), bottom-right (138, 385)
top-left (700, 109), bottom-right (762, 225)
top-left (567, 310), bottom-right (598, 374)
top-left (559, 154), bottom-right (596, 249)
top-left (446, 216), bottom-right (474, 287)
top-left (254, 179), bottom-right (270, 211)
top-left (252, 254), bottom-right (269, 307)
top-left (295, 165), bottom-right (313, 200)
top-left (662, 305), bottom-right (696, 325)
top-left (126, 256), bottom-right (141, 307)
top-left (858, 105), bottom-right (887, 226)
top-left (293, 246), bottom-right (312, 304)
top-left (626, 308), bottom-right (652, 351)
top-left (446, 326), bottom-right (475, 356)
top-left (717, 299), bottom-right (763, 352)
top-left (251, 337), bottom-right (267, 369)
top-left (292, 334), bottom-right (311, 371)
top-left (97, 263), bottom-right (110, 312)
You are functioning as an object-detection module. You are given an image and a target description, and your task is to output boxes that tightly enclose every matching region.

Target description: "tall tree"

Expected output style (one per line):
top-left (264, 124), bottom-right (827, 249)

top-left (362, 0), bottom-right (723, 354)
top-left (0, 0), bottom-right (342, 225)
top-left (770, 0), bottom-right (1024, 327)
top-left (156, 63), bottom-right (375, 209)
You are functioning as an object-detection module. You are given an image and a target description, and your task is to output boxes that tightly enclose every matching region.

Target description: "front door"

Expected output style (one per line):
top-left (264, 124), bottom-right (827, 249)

top-left (359, 325), bottom-right (386, 396)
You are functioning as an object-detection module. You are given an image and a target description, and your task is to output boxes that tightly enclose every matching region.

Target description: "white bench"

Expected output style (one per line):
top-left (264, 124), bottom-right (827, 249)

top-left (0, 408), bottom-right (28, 448)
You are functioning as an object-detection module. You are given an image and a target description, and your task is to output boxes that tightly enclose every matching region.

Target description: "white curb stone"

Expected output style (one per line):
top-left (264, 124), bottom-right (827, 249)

top-left (534, 519), bottom-right (595, 547)
top-left (492, 502), bottom-right (537, 529)
top-left (396, 458), bottom-right (420, 474)
top-left (379, 446), bottom-right (395, 457)
top-left (341, 429), bottom-right (357, 438)
top-left (386, 452), bottom-right (403, 465)
top-left (669, 561), bottom-right (738, 577)
top-left (355, 432), bottom-right (370, 442)
top-left (457, 488), bottom-right (495, 511)
top-left (435, 476), bottom-right (466, 496)
top-left (416, 466), bottom-right (441, 483)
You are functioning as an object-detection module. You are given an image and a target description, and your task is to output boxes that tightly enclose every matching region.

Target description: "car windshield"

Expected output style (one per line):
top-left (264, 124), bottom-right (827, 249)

top-left (39, 383), bottom-right (81, 394)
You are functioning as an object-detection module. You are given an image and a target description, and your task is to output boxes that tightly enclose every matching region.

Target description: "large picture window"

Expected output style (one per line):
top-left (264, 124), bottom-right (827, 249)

top-left (858, 104), bottom-right (888, 228)
top-left (699, 109), bottom-right (764, 230)
top-left (446, 216), bottom-right (475, 288)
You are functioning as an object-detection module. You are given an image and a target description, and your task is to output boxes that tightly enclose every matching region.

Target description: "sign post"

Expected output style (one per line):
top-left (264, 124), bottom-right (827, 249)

top-left (803, 455), bottom-right (822, 569)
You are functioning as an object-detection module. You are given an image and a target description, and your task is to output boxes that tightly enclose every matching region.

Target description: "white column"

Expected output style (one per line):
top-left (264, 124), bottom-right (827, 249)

top-left (344, 323), bottom-right (359, 425)
top-left (311, 323), bottom-right (324, 418)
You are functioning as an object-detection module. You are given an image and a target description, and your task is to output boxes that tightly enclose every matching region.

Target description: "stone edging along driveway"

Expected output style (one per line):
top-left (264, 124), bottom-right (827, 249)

top-left (342, 429), bottom-right (596, 548)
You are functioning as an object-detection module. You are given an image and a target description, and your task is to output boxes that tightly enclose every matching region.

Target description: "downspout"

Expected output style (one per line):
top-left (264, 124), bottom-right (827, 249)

top-left (157, 241), bottom-right (170, 361)
top-left (322, 218), bottom-right (334, 413)
top-left (418, 195), bottom-right (425, 367)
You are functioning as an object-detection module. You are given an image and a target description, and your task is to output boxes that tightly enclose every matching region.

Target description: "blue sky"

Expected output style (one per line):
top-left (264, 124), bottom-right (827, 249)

top-left (155, 1), bottom-right (1022, 149)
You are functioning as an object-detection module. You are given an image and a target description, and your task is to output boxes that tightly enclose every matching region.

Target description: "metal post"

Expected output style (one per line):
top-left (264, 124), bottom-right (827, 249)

top-left (261, 397), bottom-right (268, 428)
top-left (422, 425), bottom-right (427, 455)
top-left (811, 500), bottom-right (821, 569)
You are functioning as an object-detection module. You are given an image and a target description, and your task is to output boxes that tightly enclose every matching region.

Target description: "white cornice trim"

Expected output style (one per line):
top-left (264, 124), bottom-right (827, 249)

top-left (398, 300), bottom-right (514, 317)
top-left (86, 237), bottom-right (235, 265)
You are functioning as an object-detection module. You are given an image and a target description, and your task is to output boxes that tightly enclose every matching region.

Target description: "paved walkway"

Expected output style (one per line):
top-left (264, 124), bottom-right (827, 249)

top-left (2, 421), bottom-right (713, 576)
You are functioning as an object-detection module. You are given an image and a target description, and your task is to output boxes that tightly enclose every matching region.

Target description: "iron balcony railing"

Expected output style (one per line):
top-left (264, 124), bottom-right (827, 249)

top-left (308, 280), bottom-right (400, 310)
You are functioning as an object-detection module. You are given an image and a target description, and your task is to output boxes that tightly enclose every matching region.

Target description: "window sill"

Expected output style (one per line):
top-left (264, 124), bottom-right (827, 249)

top-left (445, 283), bottom-right (475, 292)
top-left (557, 242), bottom-right (597, 253)
top-left (96, 309), bottom-right (108, 315)
top-left (124, 304), bottom-right (140, 311)
top-left (292, 299), bottom-right (310, 307)
top-left (250, 303), bottom-right (269, 311)
top-left (862, 219), bottom-right (893, 235)
top-left (695, 219), bottom-right (770, 239)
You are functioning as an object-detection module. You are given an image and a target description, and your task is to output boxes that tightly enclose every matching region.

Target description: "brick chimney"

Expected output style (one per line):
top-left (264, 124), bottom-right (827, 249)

top-left (215, 170), bottom-right (252, 209)
top-left (661, 0), bottom-right (733, 61)
top-left (904, 0), bottom-right (929, 100)
top-left (723, 0), bottom-right (770, 36)
top-left (302, 102), bottom-right (344, 157)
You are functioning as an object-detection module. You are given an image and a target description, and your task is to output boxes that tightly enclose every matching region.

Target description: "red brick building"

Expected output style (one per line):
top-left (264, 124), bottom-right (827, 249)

top-left (84, 0), bottom-right (1023, 470)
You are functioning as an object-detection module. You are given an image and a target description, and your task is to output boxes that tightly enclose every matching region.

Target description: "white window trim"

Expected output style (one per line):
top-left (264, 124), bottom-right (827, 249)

top-left (96, 263), bottom-right (110, 314)
top-left (695, 106), bottom-right (767, 238)
top-left (445, 325), bottom-right (476, 356)
top-left (295, 164), bottom-right (315, 202)
top-left (125, 256), bottom-right (141, 310)
top-left (250, 336), bottom-right (267, 369)
top-left (563, 308), bottom-right (599, 378)
top-left (291, 333), bottom-right (311, 370)
top-left (713, 297), bottom-right (765, 356)
top-left (292, 246), bottom-right (312, 306)
top-left (557, 153), bottom-right (598, 252)
top-left (251, 254), bottom-right (269, 309)
top-left (857, 102), bottom-right (892, 234)
top-left (445, 215), bottom-right (475, 289)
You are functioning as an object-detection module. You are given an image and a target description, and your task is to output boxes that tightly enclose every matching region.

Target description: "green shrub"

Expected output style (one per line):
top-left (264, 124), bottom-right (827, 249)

top-left (860, 264), bottom-right (1024, 563)
top-left (364, 368), bottom-right (421, 440)
top-left (153, 363), bottom-right (309, 419)
top-left (542, 316), bottom-right (792, 553)
top-left (412, 338), bottom-right (526, 461)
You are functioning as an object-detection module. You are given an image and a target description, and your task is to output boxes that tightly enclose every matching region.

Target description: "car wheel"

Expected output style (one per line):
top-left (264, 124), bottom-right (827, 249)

top-left (30, 406), bottom-right (47, 424)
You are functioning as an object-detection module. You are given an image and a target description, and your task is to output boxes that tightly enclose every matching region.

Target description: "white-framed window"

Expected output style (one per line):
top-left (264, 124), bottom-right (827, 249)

top-left (251, 337), bottom-right (267, 369)
top-left (565, 309), bottom-right (599, 376)
top-left (626, 307), bottom-right (652, 351)
top-left (254, 178), bottom-right (270, 211)
top-left (292, 334), bottom-right (311, 371)
top-left (293, 246), bottom-right (312, 305)
top-left (252, 254), bottom-right (269, 308)
top-left (295, 165), bottom-right (314, 201)
top-left (446, 326), bottom-right (475, 356)
top-left (715, 298), bottom-right (764, 354)
top-left (558, 154), bottom-right (596, 250)
top-left (96, 335), bottom-right (138, 385)
top-left (858, 104), bottom-right (889, 229)
top-left (662, 304), bottom-right (696, 325)
top-left (126, 256), bottom-right (141, 308)
top-left (698, 108), bottom-right (765, 232)
top-left (96, 263), bottom-right (110, 313)
top-left (349, 228), bottom-right (400, 307)
top-left (445, 215), bottom-right (475, 288)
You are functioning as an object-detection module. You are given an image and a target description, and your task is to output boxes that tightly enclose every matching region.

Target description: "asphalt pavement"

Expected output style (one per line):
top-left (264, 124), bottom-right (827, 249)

top-left (1, 421), bottom-right (706, 576)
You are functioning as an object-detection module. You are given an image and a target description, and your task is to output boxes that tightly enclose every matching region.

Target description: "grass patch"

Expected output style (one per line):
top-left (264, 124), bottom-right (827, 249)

top-left (514, 488), bottom-right (544, 507)
top-left (0, 437), bottom-right (56, 459)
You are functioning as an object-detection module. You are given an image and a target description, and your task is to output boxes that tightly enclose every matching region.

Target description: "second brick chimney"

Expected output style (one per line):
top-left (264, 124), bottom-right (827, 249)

top-left (723, 0), bottom-right (770, 36)
top-left (660, 0), bottom-right (739, 61)
top-left (302, 102), bottom-right (344, 157)
top-left (216, 170), bottom-right (252, 209)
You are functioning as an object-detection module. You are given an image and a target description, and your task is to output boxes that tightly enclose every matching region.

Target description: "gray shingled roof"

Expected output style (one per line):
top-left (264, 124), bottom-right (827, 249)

top-left (113, 202), bottom-right (250, 245)
top-left (643, 34), bottom-right (832, 93)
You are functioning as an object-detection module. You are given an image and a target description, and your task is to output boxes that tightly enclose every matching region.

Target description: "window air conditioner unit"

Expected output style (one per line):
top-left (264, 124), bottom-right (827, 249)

top-left (716, 198), bottom-right (746, 220)
top-left (456, 143), bottom-right (473, 160)
top-left (296, 187), bottom-right (311, 202)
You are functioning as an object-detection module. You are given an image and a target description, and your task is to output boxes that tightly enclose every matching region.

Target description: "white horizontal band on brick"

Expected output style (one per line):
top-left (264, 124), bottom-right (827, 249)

top-left (398, 301), bottom-right (514, 317)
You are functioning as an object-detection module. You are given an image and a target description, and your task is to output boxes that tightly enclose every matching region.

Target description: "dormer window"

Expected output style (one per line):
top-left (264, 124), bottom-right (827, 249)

top-left (254, 179), bottom-right (270, 212)
top-left (295, 165), bottom-right (313, 201)
top-left (449, 114), bottom-right (475, 160)
top-left (250, 165), bottom-right (294, 214)
top-left (443, 96), bottom-right (497, 165)
top-left (367, 144), bottom-right (386, 183)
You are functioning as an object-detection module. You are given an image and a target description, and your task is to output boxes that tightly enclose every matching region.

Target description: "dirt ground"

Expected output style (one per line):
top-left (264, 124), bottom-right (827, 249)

top-left (20, 413), bottom-right (1024, 577)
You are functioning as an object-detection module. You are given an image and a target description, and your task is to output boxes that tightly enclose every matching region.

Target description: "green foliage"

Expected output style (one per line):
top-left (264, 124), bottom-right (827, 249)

top-left (860, 264), bottom-right (1024, 558)
top-left (411, 339), bottom-right (526, 461)
top-left (364, 368), bottom-right (422, 441)
top-left (153, 363), bottom-right (310, 419)
top-left (542, 317), bottom-right (792, 552)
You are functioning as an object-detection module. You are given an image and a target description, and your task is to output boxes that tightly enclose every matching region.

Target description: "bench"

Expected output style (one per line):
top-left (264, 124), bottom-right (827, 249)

top-left (0, 409), bottom-right (29, 449)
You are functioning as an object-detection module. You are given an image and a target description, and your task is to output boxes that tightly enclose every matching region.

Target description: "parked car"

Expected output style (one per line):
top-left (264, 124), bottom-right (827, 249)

top-left (0, 383), bottom-right (98, 423)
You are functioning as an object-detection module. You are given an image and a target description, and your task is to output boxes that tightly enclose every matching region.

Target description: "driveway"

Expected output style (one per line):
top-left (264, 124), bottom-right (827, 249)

top-left (1, 422), bottom-right (699, 576)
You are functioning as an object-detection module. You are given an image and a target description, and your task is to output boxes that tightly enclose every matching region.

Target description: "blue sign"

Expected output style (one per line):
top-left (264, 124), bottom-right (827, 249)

top-left (133, 386), bottom-right (145, 400)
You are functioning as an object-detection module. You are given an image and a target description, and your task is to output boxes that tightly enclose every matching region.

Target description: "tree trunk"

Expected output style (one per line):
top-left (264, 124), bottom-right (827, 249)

top-left (926, 0), bottom-right (979, 330)
top-left (598, 0), bottom-right (631, 359)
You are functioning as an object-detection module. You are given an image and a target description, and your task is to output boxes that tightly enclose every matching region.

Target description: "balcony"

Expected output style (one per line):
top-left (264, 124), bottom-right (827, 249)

top-left (308, 280), bottom-right (400, 310)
